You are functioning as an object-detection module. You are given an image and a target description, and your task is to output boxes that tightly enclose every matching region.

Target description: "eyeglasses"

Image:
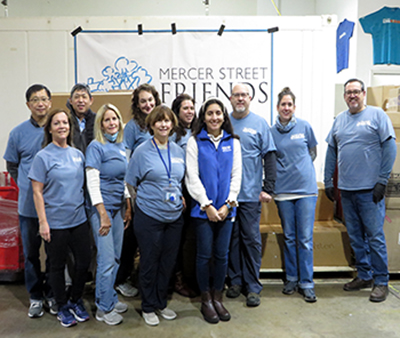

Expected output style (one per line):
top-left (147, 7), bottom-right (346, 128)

top-left (29, 97), bottom-right (50, 104)
top-left (344, 90), bottom-right (363, 96)
top-left (232, 92), bottom-right (249, 99)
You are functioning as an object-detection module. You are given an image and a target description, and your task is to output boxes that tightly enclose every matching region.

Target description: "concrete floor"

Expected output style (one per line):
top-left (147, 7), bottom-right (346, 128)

top-left (1, 277), bottom-right (400, 338)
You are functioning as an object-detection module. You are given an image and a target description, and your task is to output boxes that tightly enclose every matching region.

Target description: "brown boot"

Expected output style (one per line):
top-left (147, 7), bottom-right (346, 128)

top-left (212, 289), bottom-right (231, 321)
top-left (201, 291), bottom-right (219, 324)
top-left (174, 272), bottom-right (198, 298)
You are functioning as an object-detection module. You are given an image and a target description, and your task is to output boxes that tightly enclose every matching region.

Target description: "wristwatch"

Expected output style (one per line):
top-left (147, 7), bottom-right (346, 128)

top-left (225, 203), bottom-right (232, 210)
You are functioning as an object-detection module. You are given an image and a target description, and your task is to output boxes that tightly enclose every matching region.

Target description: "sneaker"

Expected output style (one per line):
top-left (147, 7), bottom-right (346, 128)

top-left (44, 297), bottom-right (57, 315)
top-left (114, 301), bottom-right (128, 314)
top-left (57, 304), bottom-right (77, 328)
top-left (282, 281), bottom-right (298, 295)
top-left (226, 285), bottom-right (242, 298)
top-left (28, 299), bottom-right (44, 318)
top-left (156, 307), bottom-right (177, 320)
top-left (143, 312), bottom-right (160, 326)
top-left (343, 277), bottom-right (373, 291)
top-left (299, 288), bottom-right (317, 303)
top-left (246, 292), bottom-right (261, 307)
top-left (116, 283), bottom-right (138, 298)
top-left (369, 285), bottom-right (389, 302)
top-left (96, 309), bottom-right (123, 326)
top-left (68, 299), bottom-right (90, 322)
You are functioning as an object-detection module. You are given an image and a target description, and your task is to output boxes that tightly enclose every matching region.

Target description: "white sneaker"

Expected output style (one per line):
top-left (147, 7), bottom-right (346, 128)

top-left (143, 312), bottom-right (160, 326)
top-left (116, 283), bottom-right (138, 297)
top-left (156, 307), bottom-right (177, 320)
top-left (114, 301), bottom-right (128, 313)
top-left (28, 299), bottom-right (44, 318)
top-left (96, 309), bottom-right (123, 326)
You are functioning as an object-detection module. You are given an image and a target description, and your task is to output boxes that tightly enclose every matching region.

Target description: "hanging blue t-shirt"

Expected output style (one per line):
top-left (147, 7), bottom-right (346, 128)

top-left (125, 139), bottom-right (185, 223)
top-left (337, 19), bottom-right (355, 73)
top-left (3, 119), bottom-right (44, 218)
top-left (123, 118), bottom-right (151, 156)
top-left (86, 140), bottom-right (127, 209)
top-left (359, 6), bottom-right (400, 65)
top-left (271, 117), bottom-right (318, 195)
top-left (326, 106), bottom-right (395, 190)
top-left (28, 143), bottom-right (87, 229)
top-left (230, 112), bottom-right (276, 202)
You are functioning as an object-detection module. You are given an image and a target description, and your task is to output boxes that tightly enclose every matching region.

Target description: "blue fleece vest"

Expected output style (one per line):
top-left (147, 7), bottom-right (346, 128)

top-left (191, 128), bottom-right (236, 219)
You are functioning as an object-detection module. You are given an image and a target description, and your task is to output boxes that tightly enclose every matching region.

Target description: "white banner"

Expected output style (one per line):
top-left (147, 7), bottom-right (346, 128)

top-left (76, 30), bottom-right (272, 118)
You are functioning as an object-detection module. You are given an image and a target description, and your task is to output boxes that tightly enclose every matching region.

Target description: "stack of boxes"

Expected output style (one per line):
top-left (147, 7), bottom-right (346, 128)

top-left (368, 85), bottom-right (400, 272)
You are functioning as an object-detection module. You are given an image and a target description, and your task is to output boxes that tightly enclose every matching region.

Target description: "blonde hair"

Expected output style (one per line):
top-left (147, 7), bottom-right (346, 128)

top-left (94, 103), bottom-right (124, 144)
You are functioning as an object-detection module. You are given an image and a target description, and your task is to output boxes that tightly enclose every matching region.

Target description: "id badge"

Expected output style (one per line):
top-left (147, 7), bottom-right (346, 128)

top-left (163, 186), bottom-right (178, 203)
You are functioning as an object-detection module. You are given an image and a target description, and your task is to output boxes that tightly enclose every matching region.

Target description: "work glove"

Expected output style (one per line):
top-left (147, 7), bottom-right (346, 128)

top-left (372, 183), bottom-right (386, 203)
top-left (325, 187), bottom-right (335, 202)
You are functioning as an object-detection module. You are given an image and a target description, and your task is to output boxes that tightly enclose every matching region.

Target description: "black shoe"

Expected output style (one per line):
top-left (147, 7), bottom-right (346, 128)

top-left (226, 285), bottom-right (242, 298)
top-left (299, 288), bottom-right (317, 303)
top-left (282, 281), bottom-right (298, 295)
top-left (343, 277), bottom-right (373, 291)
top-left (246, 292), bottom-right (260, 307)
top-left (369, 285), bottom-right (388, 302)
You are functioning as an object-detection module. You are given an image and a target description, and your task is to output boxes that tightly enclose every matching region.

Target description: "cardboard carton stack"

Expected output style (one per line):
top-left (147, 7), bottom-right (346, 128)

top-left (368, 86), bottom-right (400, 272)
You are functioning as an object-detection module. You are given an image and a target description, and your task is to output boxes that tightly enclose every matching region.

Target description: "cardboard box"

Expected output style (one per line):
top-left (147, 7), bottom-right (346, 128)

top-left (260, 221), bottom-right (352, 270)
top-left (387, 87), bottom-right (400, 113)
top-left (51, 91), bottom-right (133, 123)
top-left (367, 85), bottom-right (398, 111)
top-left (386, 142), bottom-right (400, 208)
top-left (384, 210), bottom-right (400, 272)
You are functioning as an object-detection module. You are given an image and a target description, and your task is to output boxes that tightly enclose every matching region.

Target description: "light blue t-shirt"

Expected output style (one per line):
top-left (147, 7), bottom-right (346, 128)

top-left (125, 139), bottom-right (185, 223)
top-left (271, 117), bottom-right (318, 195)
top-left (337, 19), bottom-right (355, 73)
top-left (3, 119), bottom-right (44, 217)
top-left (360, 6), bottom-right (400, 65)
top-left (230, 112), bottom-right (276, 202)
top-left (28, 143), bottom-right (87, 229)
top-left (123, 118), bottom-right (151, 156)
top-left (86, 140), bottom-right (127, 209)
top-left (326, 106), bottom-right (395, 190)
top-left (169, 128), bottom-right (191, 150)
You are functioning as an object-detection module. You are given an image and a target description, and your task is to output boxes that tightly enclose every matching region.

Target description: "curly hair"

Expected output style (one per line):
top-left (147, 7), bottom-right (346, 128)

top-left (131, 84), bottom-right (161, 130)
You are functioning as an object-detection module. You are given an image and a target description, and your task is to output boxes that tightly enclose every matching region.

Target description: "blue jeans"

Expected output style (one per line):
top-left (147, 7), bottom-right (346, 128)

top-left (90, 207), bottom-right (124, 312)
top-left (19, 215), bottom-right (52, 301)
top-left (228, 202), bottom-right (263, 294)
top-left (194, 217), bottom-right (233, 292)
top-left (341, 190), bottom-right (388, 285)
top-left (275, 196), bottom-right (317, 289)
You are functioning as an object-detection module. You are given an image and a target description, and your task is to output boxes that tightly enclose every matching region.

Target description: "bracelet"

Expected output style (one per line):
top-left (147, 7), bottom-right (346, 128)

top-left (225, 203), bottom-right (232, 210)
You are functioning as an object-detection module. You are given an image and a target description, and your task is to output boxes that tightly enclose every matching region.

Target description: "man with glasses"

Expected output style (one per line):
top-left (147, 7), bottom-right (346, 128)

top-left (4, 84), bottom-right (56, 317)
top-left (227, 83), bottom-right (276, 307)
top-left (324, 78), bottom-right (397, 302)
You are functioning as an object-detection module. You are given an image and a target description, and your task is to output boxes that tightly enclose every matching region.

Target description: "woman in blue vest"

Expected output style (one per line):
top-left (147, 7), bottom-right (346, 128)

top-left (85, 104), bottom-right (131, 325)
top-left (186, 97), bottom-right (242, 324)
top-left (29, 109), bottom-right (91, 328)
top-left (125, 105), bottom-right (185, 326)
top-left (271, 87), bottom-right (318, 303)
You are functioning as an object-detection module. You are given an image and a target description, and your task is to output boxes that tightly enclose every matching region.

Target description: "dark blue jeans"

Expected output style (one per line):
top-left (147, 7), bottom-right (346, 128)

top-left (228, 202), bottom-right (263, 294)
top-left (19, 215), bottom-right (52, 301)
top-left (134, 206), bottom-right (183, 313)
top-left (194, 217), bottom-right (233, 292)
top-left (341, 190), bottom-right (388, 285)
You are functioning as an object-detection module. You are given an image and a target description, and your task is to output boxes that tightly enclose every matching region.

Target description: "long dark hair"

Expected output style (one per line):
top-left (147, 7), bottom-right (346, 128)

top-left (171, 93), bottom-right (197, 143)
top-left (43, 109), bottom-right (74, 147)
top-left (192, 98), bottom-right (239, 139)
top-left (131, 83), bottom-right (161, 130)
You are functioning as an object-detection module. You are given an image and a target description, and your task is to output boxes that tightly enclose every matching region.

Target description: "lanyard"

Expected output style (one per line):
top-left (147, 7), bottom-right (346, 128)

top-left (152, 138), bottom-right (172, 186)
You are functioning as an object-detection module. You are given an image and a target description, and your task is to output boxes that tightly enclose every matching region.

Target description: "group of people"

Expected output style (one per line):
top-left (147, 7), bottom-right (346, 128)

top-left (3, 78), bottom-right (396, 328)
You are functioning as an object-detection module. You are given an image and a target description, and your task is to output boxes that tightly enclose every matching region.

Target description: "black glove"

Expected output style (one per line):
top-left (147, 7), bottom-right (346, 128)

top-left (373, 183), bottom-right (386, 203)
top-left (325, 187), bottom-right (335, 202)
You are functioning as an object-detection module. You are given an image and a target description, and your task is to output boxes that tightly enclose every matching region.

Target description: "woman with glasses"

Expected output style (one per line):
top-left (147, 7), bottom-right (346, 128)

top-left (271, 87), bottom-right (318, 303)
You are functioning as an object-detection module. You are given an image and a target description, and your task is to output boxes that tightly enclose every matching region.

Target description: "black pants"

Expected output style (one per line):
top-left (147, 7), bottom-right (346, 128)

top-left (134, 206), bottom-right (183, 313)
top-left (45, 222), bottom-right (91, 309)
